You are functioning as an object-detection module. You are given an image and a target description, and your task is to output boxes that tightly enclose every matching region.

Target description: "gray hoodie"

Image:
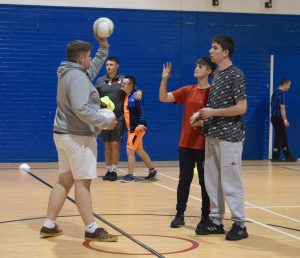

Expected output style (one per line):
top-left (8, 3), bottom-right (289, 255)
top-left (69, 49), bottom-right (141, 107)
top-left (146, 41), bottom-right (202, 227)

top-left (53, 45), bottom-right (115, 135)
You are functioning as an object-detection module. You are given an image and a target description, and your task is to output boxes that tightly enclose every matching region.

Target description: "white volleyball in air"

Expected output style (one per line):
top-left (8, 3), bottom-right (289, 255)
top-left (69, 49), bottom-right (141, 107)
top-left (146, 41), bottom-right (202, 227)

top-left (93, 17), bottom-right (114, 38)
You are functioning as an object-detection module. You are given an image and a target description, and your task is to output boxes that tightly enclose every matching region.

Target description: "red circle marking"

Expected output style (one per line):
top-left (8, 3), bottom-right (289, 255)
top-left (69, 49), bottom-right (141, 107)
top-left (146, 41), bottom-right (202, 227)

top-left (83, 234), bottom-right (199, 255)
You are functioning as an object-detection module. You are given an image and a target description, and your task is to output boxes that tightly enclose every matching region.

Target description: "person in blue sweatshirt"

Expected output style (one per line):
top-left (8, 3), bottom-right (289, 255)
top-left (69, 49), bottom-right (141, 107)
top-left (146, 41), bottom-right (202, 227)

top-left (120, 75), bottom-right (158, 182)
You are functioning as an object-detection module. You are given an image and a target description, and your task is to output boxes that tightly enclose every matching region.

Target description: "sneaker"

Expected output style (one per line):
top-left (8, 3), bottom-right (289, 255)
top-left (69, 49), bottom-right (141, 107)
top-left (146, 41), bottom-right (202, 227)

top-left (195, 217), bottom-right (210, 234)
top-left (145, 169), bottom-right (158, 180)
top-left (271, 158), bottom-right (283, 162)
top-left (103, 170), bottom-right (111, 180)
top-left (195, 219), bottom-right (225, 235)
top-left (285, 156), bottom-right (297, 162)
top-left (103, 171), bottom-right (118, 181)
top-left (109, 171), bottom-right (117, 181)
top-left (85, 228), bottom-right (118, 242)
top-left (170, 215), bottom-right (185, 228)
top-left (40, 224), bottom-right (63, 237)
top-left (121, 174), bottom-right (135, 183)
top-left (225, 222), bottom-right (248, 241)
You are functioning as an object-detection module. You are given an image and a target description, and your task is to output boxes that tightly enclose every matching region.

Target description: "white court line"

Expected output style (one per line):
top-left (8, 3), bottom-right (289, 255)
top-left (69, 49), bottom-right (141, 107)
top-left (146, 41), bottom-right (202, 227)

top-left (118, 168), bottom-right (300, 240)
top-left (147, 169), bottom-right (300, 224)
top-left (246, 206), bottom-right (300, 209)
top-left (279, 166), bottom-right (300, 172)
top-left (155, 165), bottom-right (300, 174)
top-left (244, 202), bottom-right (300, 224)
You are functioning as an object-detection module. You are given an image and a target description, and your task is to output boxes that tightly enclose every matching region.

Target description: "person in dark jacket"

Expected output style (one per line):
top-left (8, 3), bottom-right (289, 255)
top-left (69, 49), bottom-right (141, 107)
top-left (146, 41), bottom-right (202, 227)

top-left (120, 75), bottom-right (158, 183)
top-left (95, 57), bottom-right (142, 181)
top-left (271, 78), bottom-right (296, 162)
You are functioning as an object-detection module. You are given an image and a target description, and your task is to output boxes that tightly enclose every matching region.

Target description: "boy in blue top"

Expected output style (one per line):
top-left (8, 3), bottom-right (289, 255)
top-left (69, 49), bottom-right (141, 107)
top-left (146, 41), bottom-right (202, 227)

top-left (271, 78), bottom-right (296, 162)
top-left (121, 75), bottom-right (158, 182)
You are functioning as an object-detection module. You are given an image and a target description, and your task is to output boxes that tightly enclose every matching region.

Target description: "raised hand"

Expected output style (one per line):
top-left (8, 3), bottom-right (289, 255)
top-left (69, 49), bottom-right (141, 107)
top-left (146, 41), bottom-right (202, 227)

top-left (94, 32), bottom-right (109, 46)
top-left (162, 62), bottom-right (172, 80)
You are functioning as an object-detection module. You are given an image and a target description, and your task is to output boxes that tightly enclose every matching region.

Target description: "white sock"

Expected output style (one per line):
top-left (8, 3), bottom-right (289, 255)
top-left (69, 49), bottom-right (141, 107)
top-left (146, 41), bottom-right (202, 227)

top-left (86, 222), bottom-right (99, 233)
top-left (106, 166), bottom-right (112, 172)
top-left (112, 164), bottom-right (118, 172)
top-left (43, 219), bottom-right (56, 229)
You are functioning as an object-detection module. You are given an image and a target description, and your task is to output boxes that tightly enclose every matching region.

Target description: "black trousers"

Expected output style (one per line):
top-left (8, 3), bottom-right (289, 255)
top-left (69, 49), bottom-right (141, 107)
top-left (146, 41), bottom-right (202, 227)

top-left (271, 116), bottom-right (289, 153)
top-left (176, 147), bottom-right (210, 218)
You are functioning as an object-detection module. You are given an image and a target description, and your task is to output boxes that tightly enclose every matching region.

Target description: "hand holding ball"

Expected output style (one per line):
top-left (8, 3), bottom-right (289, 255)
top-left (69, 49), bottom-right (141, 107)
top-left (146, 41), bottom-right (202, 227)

top-left (93, 17), bottom-right (114, 38)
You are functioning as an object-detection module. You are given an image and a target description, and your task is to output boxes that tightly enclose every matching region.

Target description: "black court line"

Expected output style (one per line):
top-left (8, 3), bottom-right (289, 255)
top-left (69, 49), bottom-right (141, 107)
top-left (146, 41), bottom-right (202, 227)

top-left (24, 169), bottom-right (166, 258)
top-left (0, 214), bottom-right (240, 224)
top-left (0, 216), bottom-right (77, 224)
top-left (3, 212), bottom-right (300, 233)
top-left (4, 213), bottom-right (300, 233)
top-left (267, 224), bottom-right (300, 233)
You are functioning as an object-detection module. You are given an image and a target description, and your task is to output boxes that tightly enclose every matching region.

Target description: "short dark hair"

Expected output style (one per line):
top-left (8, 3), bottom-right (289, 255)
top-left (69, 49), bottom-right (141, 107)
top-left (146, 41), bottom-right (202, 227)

top-left (212, 35), bottom-right (235, 58)
top-left (124, 75), bottom-right (136, 87)
top-left (67, 40), bottom-right (91, 63)
top-left (280, 78), bottom-right (291, 85)
top-left (107, 56), bottom-right (119, 64)
top-left (195, 57), bottom-right (216, 76)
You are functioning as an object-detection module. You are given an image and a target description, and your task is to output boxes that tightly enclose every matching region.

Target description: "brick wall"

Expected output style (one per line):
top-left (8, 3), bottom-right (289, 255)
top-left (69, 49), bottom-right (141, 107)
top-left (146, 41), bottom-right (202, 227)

top-left (0, 4), bottom-right (299, 161)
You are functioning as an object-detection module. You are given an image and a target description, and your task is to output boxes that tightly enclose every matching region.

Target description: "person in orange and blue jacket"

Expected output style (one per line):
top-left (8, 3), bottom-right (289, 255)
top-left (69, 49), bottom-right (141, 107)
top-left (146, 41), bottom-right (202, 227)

top-left (120, 75), bottom-right (158, 183)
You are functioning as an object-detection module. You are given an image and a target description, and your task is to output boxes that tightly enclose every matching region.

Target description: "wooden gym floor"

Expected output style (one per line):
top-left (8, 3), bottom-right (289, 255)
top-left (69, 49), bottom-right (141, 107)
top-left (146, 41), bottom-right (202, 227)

top-left (0, 160), bottom-right (299, 258)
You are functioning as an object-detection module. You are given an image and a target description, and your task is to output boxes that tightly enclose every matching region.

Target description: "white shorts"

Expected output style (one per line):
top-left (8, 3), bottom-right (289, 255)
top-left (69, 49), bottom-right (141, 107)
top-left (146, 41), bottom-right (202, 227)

top-left (53, 133), bottom-right (97, 180)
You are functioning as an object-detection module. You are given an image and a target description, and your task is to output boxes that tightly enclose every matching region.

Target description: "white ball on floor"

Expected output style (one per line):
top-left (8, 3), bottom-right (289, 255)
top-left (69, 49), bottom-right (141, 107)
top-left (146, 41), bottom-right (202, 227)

top-left (19, 163), bottom-right (30, 172)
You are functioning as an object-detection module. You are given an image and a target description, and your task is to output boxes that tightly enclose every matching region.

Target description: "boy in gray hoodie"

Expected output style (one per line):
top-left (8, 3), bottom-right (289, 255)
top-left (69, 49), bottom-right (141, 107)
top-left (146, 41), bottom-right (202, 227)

top-left (40, 36), bottom-right (118, 242)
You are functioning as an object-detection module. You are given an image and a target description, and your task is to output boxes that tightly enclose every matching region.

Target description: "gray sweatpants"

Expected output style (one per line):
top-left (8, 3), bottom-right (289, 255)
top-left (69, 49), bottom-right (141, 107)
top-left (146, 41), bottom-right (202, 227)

top-left (204, 137), bottom-right (245, 226)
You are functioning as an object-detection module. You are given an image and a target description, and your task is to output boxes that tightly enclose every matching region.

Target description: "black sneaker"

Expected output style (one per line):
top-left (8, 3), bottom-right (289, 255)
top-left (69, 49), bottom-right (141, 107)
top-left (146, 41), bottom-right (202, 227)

top-left (226, 222), bottom-right (248, 241)
top-left (170, 215), bottom-right (185, 228)
top-left (102, 171), bottom-right (117, 181)
top-left (109, 171), bottom-right (117, 181)
top-left (271, 158), bottom-right (283, 162)
top-left (285, 156), bottom-right (297, 162)
top-left (145, 169), bottom-right (158, 180)
top-left (195, 219), bottom-right (225, 235)
top-left (102, 170), bottom-right (111, 180)
top-left (195, 217), bottom-right (210, 234)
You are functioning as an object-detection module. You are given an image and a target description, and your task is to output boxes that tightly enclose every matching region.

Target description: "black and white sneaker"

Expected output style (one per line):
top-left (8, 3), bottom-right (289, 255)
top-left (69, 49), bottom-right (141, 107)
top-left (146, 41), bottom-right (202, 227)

top-left (195, 219), bottom-right (225, 235)
top-left (225, 222), bottom-right (248, 241)
top-left (145, 169), bottom-right (158, 180)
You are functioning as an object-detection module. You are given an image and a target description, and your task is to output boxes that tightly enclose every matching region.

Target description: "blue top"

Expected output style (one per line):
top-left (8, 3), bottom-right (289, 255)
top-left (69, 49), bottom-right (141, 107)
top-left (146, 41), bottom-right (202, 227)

top-left (271, 89), bottom-right (285, 117)
top-left (126, 91), bottom-right (147, 133)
